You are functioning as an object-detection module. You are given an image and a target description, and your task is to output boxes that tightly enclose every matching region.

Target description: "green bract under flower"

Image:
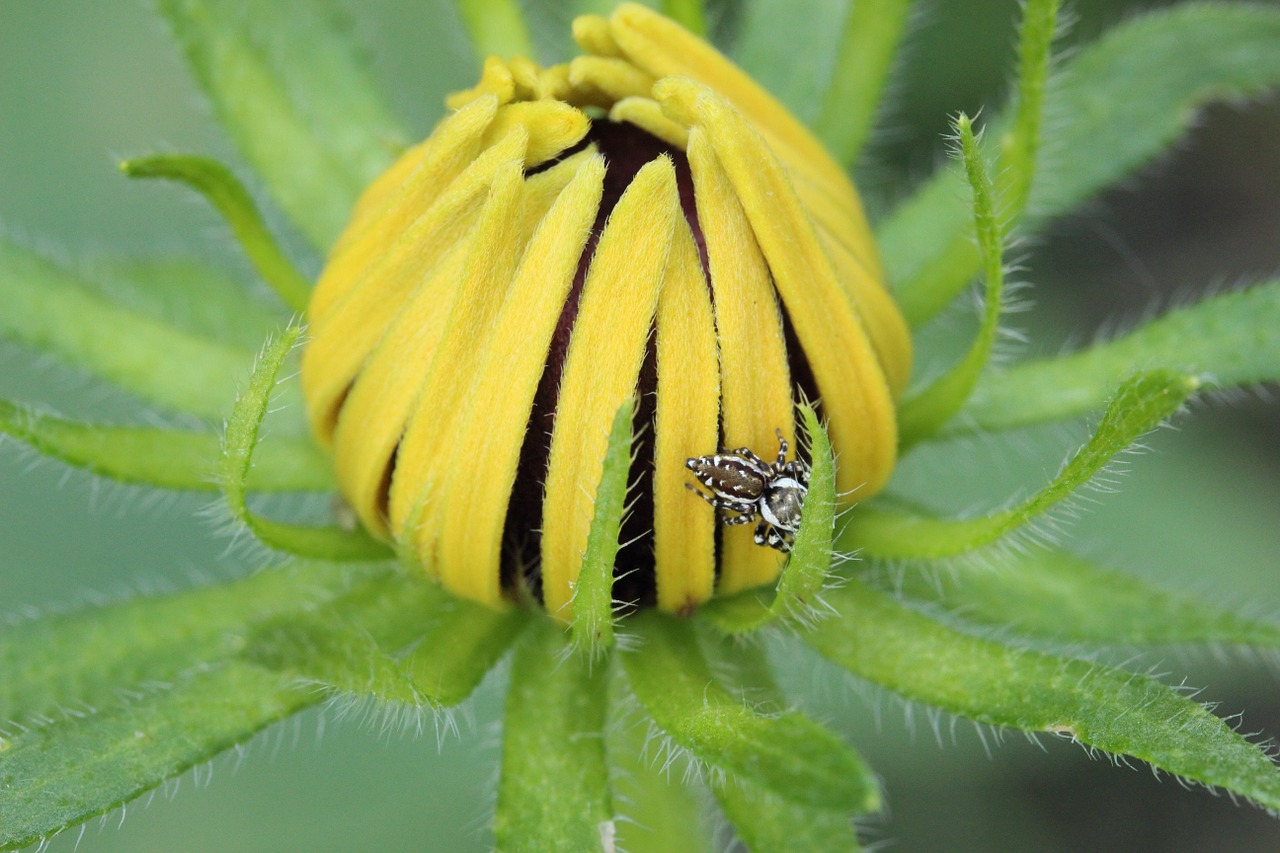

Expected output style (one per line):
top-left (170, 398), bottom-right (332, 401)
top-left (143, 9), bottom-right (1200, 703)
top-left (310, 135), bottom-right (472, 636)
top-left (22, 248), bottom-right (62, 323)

top-left (301, 4), bottom-right (911, 618)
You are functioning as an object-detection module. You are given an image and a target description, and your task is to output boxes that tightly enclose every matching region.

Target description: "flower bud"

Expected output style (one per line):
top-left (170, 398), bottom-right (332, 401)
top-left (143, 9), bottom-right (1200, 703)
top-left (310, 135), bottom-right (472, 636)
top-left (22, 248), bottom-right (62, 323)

top-left (301, 4), bottom-right (911, 618)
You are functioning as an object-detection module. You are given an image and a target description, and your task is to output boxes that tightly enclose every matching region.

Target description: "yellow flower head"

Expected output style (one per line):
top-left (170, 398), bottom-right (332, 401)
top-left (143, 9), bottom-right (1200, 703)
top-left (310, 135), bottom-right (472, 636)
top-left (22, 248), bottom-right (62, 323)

top-left (301, 4), bottom-right (911, 619)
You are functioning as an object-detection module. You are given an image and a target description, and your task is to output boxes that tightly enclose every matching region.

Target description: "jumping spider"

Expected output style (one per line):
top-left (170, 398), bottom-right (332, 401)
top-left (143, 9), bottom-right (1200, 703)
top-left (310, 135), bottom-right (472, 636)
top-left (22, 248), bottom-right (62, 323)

top-left (685, 429), bottom-right (811, 553)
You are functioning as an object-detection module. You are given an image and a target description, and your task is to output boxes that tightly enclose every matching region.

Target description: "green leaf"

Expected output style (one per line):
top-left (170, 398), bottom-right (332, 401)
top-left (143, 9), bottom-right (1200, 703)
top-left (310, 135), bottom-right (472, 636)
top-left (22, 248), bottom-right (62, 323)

top-left (572, 399), bottom-right (633, 657)
top-left (78, 256), bottom-right (284, 354)
top-left (157, 0), bottom-right (407, 249)
top-left (0, 661), bottom-right (315, 851)
top-left (812, 0), bottom-right (912, 167)
top-left (121, 155), bottom-right (312, 312)
top-left (892, 549), bottom-right (1280, 649)
top-left (849, 372), bottom-right (1196, 559)
top-left (0, 238), bottom-right (268, 422)
top-left (623, 613), bottom-right (879, 814)
top-left (494, 618), bottom-right (612, 852)
top-left (698, 629), bottom-right (867, 850)
top-left (730, 0), bottom-right (850, 123)
top-left (898, 113), bottom-right (1006, 447)
top-left (0, 561), bottom-right (376, 726)
top-left (881, 3), bottom-right (1280, 327)
top-left (608, 693), bottom-right (714, 853)
top-left (456, 0), bottom-right (535, 60)
top-left (803, 578), bottom-right (1280, 812)
top-left (958, 280), bottom-right (1280, 434)
top-left (245, 571), bottom-right (527, 708)
top-left (0, 397), bottom-right (333, 492)
top-left (713, 774), bottom-right (862, 853)
top-left (221, 326), bottom-right (390, 561)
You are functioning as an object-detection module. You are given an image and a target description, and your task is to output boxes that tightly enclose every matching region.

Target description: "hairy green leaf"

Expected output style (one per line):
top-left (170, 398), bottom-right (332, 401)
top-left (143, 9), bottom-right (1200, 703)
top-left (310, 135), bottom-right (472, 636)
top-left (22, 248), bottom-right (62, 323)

top-left (850, 372), bottom-right (1196, 559)
top-left (893, 549), bottom-right (1280, 649)
top-left (121, 155), bottom-right (312, 311)
top-left (812, 0), bottom-right (912, 167)
top-left (572, 399), bottom-right (633, 656)
top-left (803, 579), bottom-right (1280, 811)
top-left (157, 0), bottom-right (407, 249)
top-left (0, 561), bottom-right (376, 727)
top-left (245, 571), bottom-right (526, 707)
top-left (0, 239), bottom-right (268, 422)
top-left (898, 113), bottom-right (1007, 446)
top-left (713, 774), bottom-right (862, 853)
top-left (495, 618), bottom-right (612, 852)
top-left (78, 256), bottom-right (284, 354)
top-left (958, 281), bottom-right (1280, 433)
top-left (0, 398), bottom-right (332, 492)
top-left (609, 694), bottom-right (714, 853)
top-left (624, 613), bottom-right (879, 814)
top-left (221, 326), bottom-right (390, 561)
top-left (0, 662), bottom-right (315, 850)
top-left (882, 4), bottom-right (1280, 326)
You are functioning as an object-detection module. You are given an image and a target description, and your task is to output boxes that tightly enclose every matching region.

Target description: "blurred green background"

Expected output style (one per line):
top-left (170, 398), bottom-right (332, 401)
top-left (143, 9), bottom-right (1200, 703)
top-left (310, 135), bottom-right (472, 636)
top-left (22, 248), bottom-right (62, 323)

top-left (2, 0), bottom-right (1278, 850)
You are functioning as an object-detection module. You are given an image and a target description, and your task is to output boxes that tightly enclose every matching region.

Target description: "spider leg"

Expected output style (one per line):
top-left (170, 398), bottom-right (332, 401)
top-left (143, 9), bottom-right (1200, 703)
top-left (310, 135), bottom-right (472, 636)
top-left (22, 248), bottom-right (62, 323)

top-left (774, 428), bottom-right (789, 468)
top-left (686, 484), bottom-right (755, 517)
top-left (722, 509), bottom-right (757, 527)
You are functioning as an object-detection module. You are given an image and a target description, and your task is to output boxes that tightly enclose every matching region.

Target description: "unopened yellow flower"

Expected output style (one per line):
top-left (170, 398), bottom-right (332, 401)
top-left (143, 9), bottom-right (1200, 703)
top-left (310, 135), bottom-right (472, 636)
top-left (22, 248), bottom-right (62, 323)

top-left (301, 4), bottom-right (911, 619)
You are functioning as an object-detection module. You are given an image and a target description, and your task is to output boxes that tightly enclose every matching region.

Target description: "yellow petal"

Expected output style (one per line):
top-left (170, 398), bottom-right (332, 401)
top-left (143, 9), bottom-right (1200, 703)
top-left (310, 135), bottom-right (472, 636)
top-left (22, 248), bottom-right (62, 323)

top-left (540, 156), bottom-right (679, 621)
top-left (572, 14), bottom-right (623, 58)
top-left (445, 56), bottom-right (516, 110)
top-left (685, 128), bottom-right (793, 594)
top-left (481, 100), bottom-right (590, 168)
top-left (606, 4), bottom-right (883, 285)
top-left (652, 215), bottom-right (718, 614)
top-left (303, 127), bottom-right (528, 445)
top-left (608, 96), bottom-right (689, 149)
top-left (818, 227), bottom-right (913, 397)
top-left (430, 155), bottom-right (607, 608)
top-left (661, 78), bottom-right (899, 497)
top-left (567, 56), bottom-right (658, 107)
top-left (387, 153), bottom-right (590, 546)
top-left (310, 95), bottom-right (498, 324)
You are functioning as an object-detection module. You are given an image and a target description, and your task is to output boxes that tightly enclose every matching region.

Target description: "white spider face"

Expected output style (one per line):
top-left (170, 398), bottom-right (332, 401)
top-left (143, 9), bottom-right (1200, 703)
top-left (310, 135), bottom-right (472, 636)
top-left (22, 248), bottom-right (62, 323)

top-left (684, 429), bottom-right (811, 553)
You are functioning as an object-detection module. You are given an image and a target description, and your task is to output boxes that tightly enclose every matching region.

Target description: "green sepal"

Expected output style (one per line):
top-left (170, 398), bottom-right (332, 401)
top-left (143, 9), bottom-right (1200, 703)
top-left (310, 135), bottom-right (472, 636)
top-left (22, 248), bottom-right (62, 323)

top-left (812, 0), bottom-right (913, 167)
top-left (494, 618), bottom-right (612, 852)
top-left (121, 155), bottom-right (312, 311)
top-left (623, 613), bottom-right (879, 814)
top-left (882, 3), bottom-right (1280, 327)
top-left (713, 774), bottom-right (863, 853)
top-left (156, 0), bottom-right (407, 249)
top-left (898, 113), bottom-right (1006, 447)
top-left (0, 662), bottom-right (316, 851)
top-left (0, 397), bottom-right (332, 492)
top-left (0, 238), bottom-right (275, 422)
top-left (0, 560), bottom-right (384, 849)
top-left (730, 0), bottom-right (849, 124)
top-left (572, 399), bottom-right (633, 657)
top-left (221, 326), bottom-right (390, 561)
top-left (849, 372), bottom-right (1196, 559)
top-left (245, 572), bottom-right (528, 708)
top-left (802, 579), bottom-right (1280, 812)
top-left (959, 280), bottom-right (1280, 433)
top-left (0, 561), bottom-right (379, 727)
top-left (891, 549), bottom-right (1280, 649)
top-left (454, 0), bottom-right (535, 62)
